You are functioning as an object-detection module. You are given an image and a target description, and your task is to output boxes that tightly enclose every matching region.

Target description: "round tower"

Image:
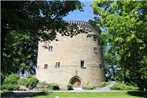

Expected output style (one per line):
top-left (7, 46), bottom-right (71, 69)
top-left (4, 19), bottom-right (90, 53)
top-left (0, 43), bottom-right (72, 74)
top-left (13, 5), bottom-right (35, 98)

top-left (36, 21), bottom-right (105, 89)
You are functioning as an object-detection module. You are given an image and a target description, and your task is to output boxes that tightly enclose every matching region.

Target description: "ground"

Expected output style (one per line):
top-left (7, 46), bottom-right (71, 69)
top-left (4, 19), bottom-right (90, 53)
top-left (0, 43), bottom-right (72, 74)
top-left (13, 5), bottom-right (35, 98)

top-left (33, 92), bottom-right (142, 98)
top-left (2, 81), bottom-right (145, 98)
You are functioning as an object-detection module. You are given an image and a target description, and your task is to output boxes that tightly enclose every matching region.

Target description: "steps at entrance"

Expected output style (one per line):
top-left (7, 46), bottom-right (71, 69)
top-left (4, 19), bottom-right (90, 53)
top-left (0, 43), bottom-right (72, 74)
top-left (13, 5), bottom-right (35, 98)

top-left (73, 88), bottom-right (83, 90)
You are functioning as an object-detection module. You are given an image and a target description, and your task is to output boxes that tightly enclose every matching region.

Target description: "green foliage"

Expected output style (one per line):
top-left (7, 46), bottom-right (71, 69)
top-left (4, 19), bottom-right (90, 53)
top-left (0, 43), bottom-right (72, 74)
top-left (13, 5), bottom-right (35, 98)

top-left (1, 1), bottom-right (83, 75)
top-left (100, 82), bottom-right (109, 87)
top-left (18, 77), bottom-right (28, 86)
top-left (3, 74), bottom-right (19, 84)
top-left (1, 74), bottom-right (39, 90)
top-left (47, 83), bottom-right (60, 90)
top-left (82, 85), bottom-right (96, 90)
top-left (111, 83), bottom-right (139, 90)
top-left (26, 76), bottom-right (39, 89)
top-left (37, 82), bottom-right (49, 88)
top-left (2, 74), bottom-right (19, 90)
top-left (2, 30), bottom-right (38, 75)
top-left (91, 0), bottom-right (147, 90)
top-left (0, 73), bottom-right (5, 84)
top-left (67, 84), bottom-right (73, 90)
top-left (2, 84), bottom-right (18, 90)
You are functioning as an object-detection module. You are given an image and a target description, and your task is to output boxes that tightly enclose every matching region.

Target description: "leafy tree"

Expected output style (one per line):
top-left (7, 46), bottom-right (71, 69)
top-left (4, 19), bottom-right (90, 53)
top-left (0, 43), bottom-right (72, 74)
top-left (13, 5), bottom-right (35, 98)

top-left (2, 30), bottom-right (38, 75)
top-left (1, 1), bottom-right (83, 75)
top-left (91, 0), bottom-right (147, 90)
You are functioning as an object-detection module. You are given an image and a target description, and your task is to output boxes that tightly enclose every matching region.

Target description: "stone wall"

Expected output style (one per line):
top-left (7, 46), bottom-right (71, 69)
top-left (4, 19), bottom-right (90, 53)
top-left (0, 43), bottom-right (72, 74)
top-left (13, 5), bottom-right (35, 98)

top-left (36, 21), bottom-right (105, 89)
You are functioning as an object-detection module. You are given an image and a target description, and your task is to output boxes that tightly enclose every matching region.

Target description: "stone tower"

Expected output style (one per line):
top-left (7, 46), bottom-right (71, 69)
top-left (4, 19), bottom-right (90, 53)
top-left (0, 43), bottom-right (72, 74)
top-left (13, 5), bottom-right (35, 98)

top-left (36, 21), bottom-right (105, 89)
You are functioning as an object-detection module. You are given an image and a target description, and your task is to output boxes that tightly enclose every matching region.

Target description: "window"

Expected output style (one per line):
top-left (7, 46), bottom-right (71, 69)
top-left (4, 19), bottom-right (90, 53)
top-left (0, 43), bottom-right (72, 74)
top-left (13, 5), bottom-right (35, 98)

top-left (94, 47), bottom-right (97, 51)
top-left (94, 47), bottom-right (98, 53)
top-left (44, 64), bottom-right (48, 69)
top-left (99, 64), bottom-right (102, 69)
top-left (48, 46), bottom-right (53, 52)
top-left (93, 35), bottom-right (97, 41)
top-left (55, 62), bottom-right (60, 68)
top-left (80, 60), bottom-right (85, 68)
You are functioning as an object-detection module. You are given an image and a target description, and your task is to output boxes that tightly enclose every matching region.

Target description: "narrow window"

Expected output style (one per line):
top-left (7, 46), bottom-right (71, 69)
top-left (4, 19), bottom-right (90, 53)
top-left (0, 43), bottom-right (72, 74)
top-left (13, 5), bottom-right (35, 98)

top-left (99, 64), bottom-right (102, 69)
top-left (94, 47), bottom-right (97, 51)
top-left (94, 47), bottom-right (98, 53)
top-left (48, 46), bottom-right (53, 52)
top-left (58, 62), bottom-right (60, 68)
top-left (44, 64), bottom-right (48, 69)
top-left (55, 62), bottom-right (60, 68)
top-left (93, 35), bottom-right (97, 41)
top-left (81, 60), bottom-right (85, 68)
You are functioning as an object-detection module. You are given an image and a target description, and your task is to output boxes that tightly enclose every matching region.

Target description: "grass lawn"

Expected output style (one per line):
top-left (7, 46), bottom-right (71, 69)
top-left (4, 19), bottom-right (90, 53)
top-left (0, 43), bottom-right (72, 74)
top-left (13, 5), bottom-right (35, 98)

top-left (33, 92), bottom-right (142, 98)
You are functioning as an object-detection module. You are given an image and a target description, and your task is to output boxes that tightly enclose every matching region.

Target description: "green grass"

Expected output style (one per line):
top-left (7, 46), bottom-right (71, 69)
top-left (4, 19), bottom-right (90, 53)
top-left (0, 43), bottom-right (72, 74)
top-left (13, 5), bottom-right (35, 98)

top-left (33, 92), bottom-right (142, 98)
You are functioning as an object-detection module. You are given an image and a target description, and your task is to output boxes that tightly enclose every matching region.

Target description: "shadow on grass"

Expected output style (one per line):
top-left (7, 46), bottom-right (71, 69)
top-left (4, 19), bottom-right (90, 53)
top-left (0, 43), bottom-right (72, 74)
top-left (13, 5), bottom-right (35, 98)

top-left (127, 91), bottom-right (147, 98)
top-left (1, 91), bottom-right (49, 98)
top-left (1, 91), bottom-right (14, 97)
top-left (32, 91), bottom-right (49, 97)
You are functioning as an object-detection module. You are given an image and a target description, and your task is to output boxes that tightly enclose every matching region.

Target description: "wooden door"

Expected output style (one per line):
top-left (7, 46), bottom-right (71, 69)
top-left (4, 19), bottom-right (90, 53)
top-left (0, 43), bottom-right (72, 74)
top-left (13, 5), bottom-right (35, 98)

top-left (71, 78), bottom-right (81, 88)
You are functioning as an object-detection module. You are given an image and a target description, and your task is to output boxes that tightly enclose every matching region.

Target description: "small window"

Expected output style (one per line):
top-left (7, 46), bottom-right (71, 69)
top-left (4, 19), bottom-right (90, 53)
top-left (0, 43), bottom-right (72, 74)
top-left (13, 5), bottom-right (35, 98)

top-left (93, 35), bottom-right (97, 41)
top-left (55, 62), bottom-right (60, 68)
top-left (48, 46), bottom-right (53, 51)
top-left (99, 64), bottom-right (102, 69)
top-left (94, 47), bottom-right (97, 51)
top-left (44, 64), bottom-right (48, 69)
top-left (81, 60), bottom-right (85, 68)
top-left (93, 47), bottom-right (98, 54)
top-left (94, 47), bottom-right (98, 54)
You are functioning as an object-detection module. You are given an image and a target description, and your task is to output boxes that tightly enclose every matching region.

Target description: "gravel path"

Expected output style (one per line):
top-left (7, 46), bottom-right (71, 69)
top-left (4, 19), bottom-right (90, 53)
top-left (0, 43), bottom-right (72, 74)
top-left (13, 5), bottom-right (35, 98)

top-left (98, 81), bottom-right (116, 91)
top-left (53, 81), bottom-right (120, 92)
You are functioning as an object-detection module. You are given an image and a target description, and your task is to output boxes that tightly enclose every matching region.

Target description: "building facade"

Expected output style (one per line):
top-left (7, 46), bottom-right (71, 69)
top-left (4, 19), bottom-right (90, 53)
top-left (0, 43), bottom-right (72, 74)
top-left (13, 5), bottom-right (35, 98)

top-left (36, 21), bottom-right (105, 89)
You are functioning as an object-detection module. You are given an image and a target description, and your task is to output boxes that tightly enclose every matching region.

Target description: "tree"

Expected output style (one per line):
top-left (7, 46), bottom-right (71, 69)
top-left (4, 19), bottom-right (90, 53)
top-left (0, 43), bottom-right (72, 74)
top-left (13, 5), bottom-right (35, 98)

top-left (2, 30), bottom-right (38, 75)
top-left (91, 0), bottom-right (147, 90)
top-left (1, 1), bottom-right (83, 75)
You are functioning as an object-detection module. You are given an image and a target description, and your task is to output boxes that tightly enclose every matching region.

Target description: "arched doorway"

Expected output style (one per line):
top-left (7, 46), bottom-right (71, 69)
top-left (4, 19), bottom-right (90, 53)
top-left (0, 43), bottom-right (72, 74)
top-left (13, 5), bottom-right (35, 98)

top-left (70, 76), bottom-right (81, 88)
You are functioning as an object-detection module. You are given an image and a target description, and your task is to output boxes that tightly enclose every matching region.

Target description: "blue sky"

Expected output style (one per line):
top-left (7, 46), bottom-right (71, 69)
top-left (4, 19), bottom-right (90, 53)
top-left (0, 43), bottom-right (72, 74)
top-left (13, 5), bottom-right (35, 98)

top-left (63, 1), bottom-right (94, 22)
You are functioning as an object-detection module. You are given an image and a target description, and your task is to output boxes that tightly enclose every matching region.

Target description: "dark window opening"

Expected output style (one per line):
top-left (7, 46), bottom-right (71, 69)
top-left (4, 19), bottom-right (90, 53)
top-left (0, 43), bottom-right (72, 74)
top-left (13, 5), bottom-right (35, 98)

top-left (55, 62), bottom-right (60, 68)
top-left (55, 39), bottom-right (59, 41)
top-left (99, 64), bottom-right (102, 69)
top-left (81, 60), bottom-right (85, 68)
top-left (94, 47), bottom-right (97, 51)
top-left (94, 47), bottom-right (98, 54)
top-left (93, 35), bottom-right (97, 41)
top-left (44, 64), bottom-right (48, 69)
top-left (48, 46), bottom-right (53, 51)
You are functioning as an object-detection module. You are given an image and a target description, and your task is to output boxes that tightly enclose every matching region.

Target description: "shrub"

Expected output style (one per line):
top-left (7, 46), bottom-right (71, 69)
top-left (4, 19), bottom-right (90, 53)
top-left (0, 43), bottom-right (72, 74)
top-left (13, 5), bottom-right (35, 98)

top-left (0, 73), bottom-right (5, 84)
top-left (18, 78), bottom-right (28, 86)
top-left (2, 84), bottom-right (18, 90)
top-left (67, 84), bottom-right (73, 90)
top-left (2, 74), bottom-right (19, 90)
top-left (111, 83), bottom-right (139, 90)
top-left (26, 77), bottom-right (39, 89)
top-left (100, 82), bottom-right (109, 87)
top-left (47, 83), bottom-right (60, 90)
top-left (82, 85), bottom-right (96, 90)
top-left (37, 82), bottom-right (48, 88)
top-left (3, 74), bottom-right (19, 84)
